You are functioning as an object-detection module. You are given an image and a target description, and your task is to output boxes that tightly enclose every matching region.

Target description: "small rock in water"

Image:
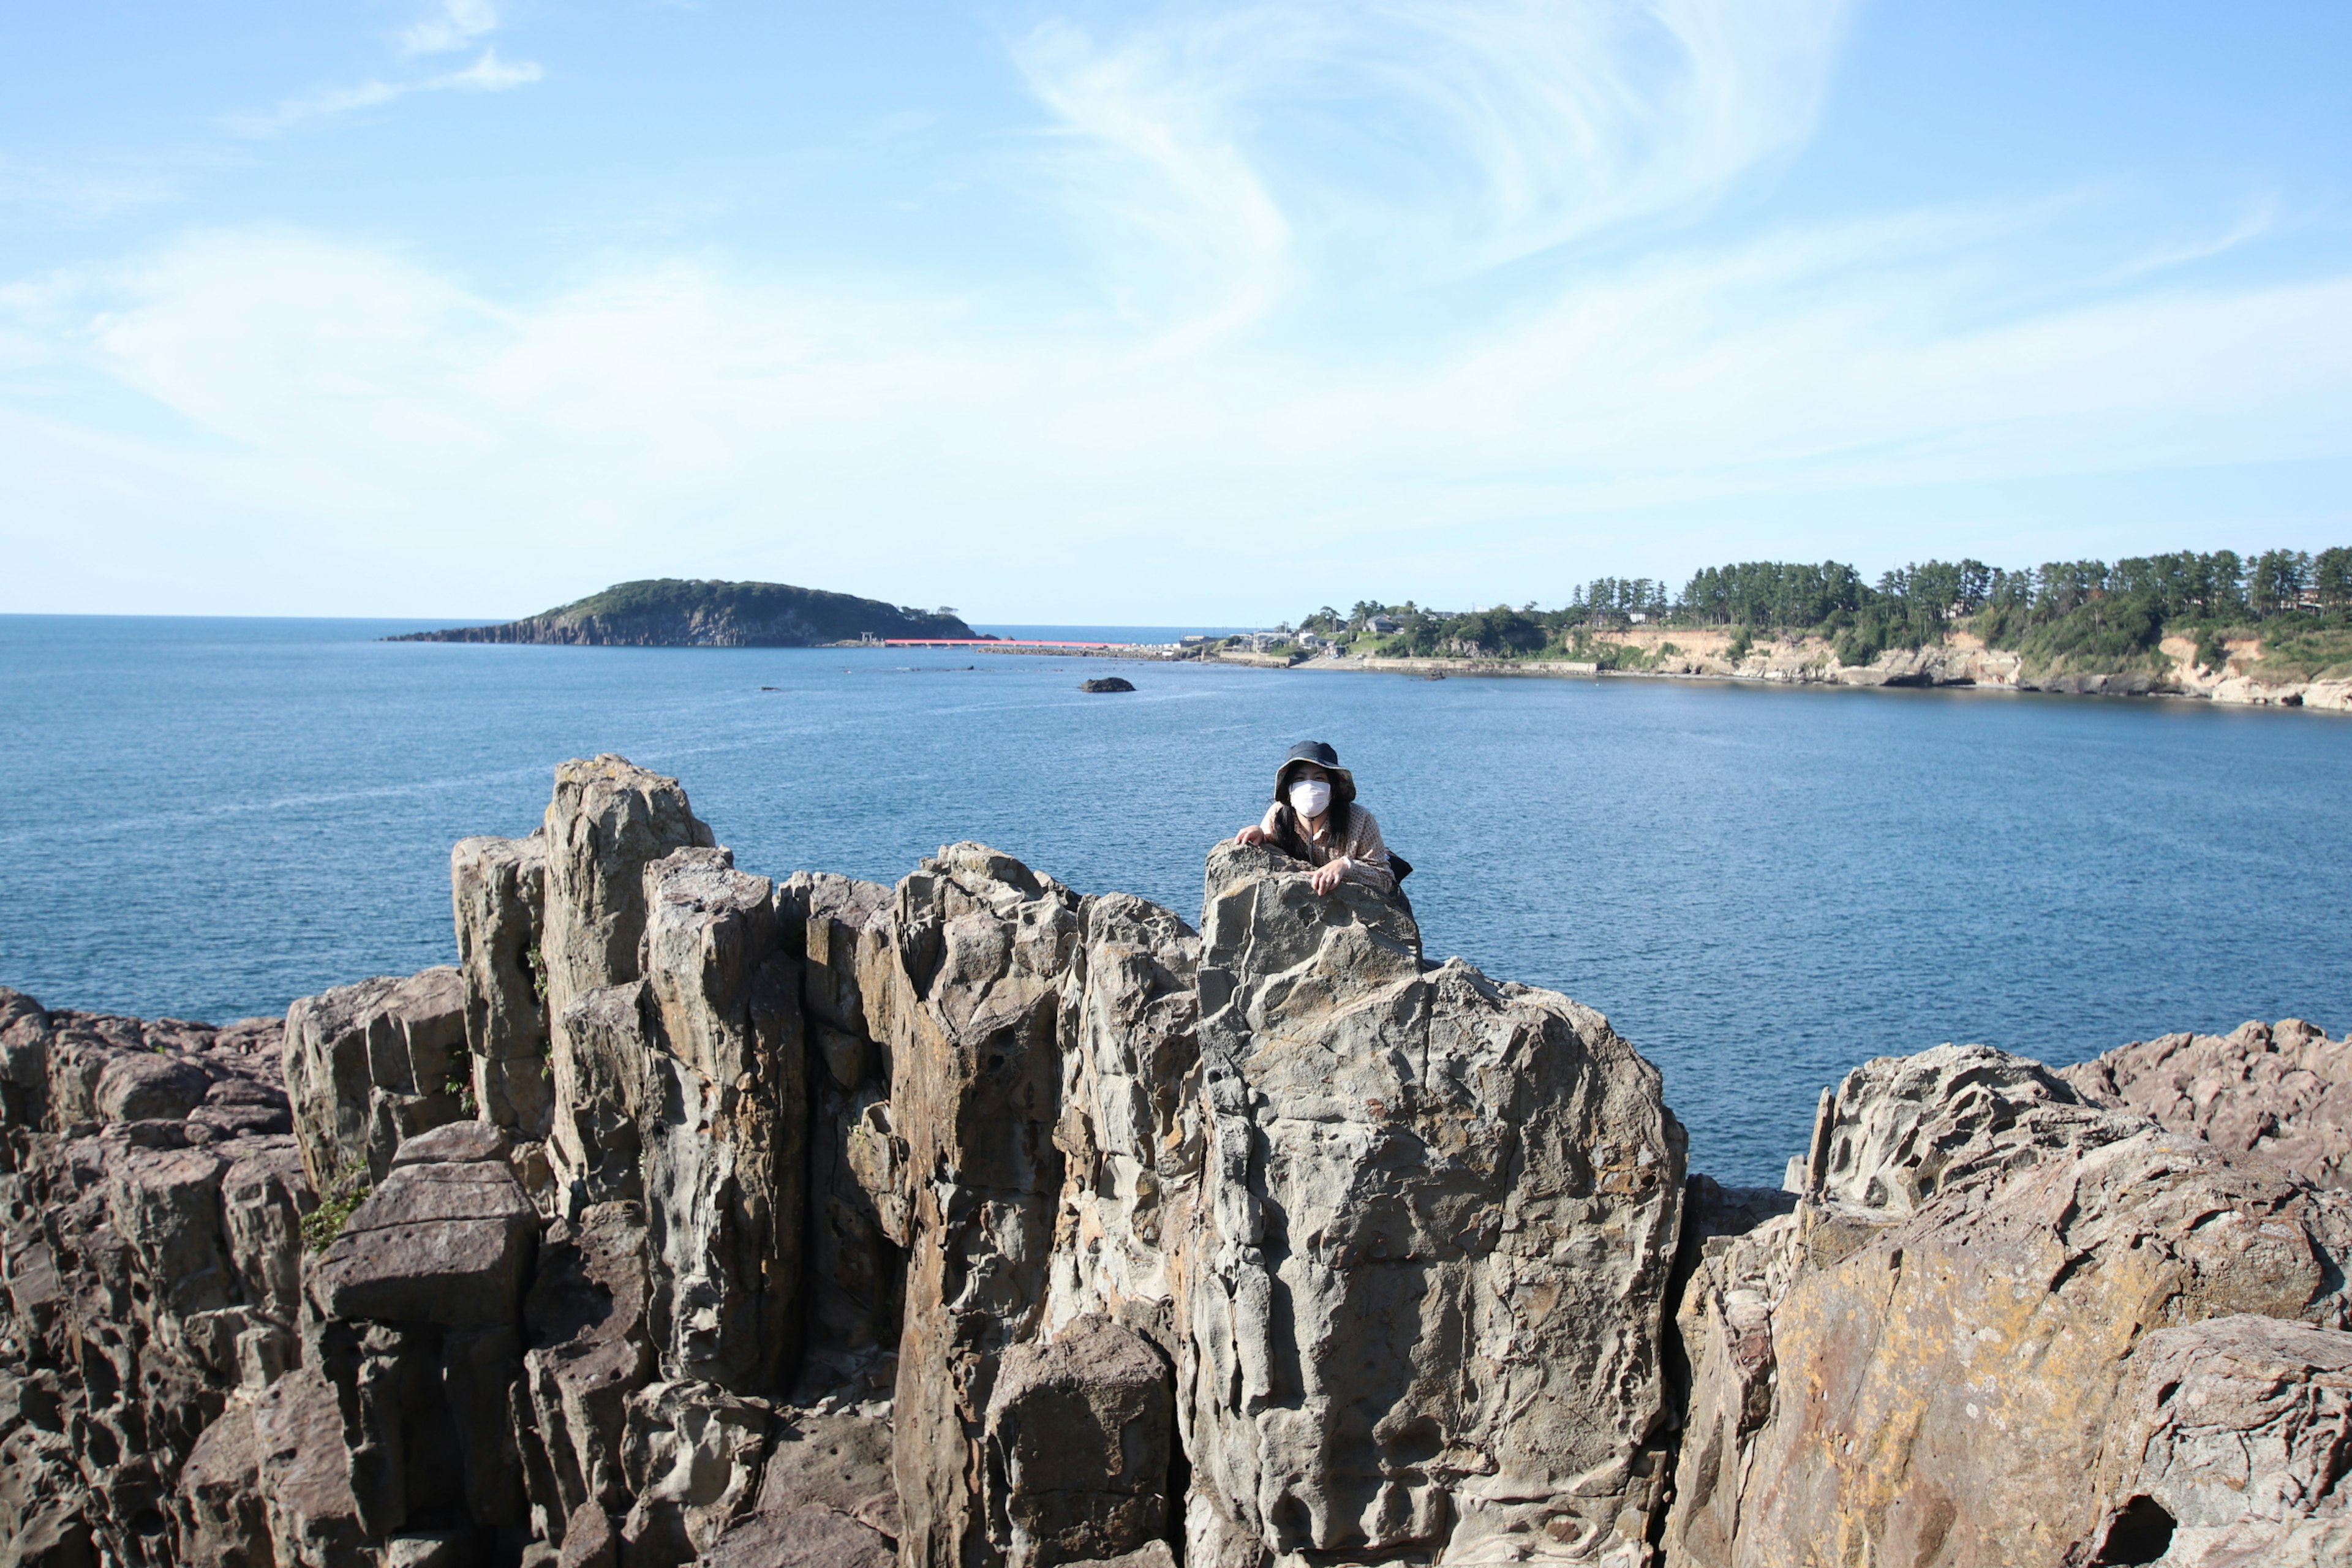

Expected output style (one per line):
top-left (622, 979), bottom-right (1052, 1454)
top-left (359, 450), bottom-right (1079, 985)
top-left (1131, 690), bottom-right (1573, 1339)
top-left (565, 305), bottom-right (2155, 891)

top-left (1079, 676), bottom-right (1136, 693)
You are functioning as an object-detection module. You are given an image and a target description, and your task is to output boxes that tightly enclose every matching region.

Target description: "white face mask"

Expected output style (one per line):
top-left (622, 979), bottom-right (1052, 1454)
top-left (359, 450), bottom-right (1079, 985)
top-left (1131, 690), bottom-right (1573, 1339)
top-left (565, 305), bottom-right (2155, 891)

top-left (1289, 778), bottom-right (1333, 820)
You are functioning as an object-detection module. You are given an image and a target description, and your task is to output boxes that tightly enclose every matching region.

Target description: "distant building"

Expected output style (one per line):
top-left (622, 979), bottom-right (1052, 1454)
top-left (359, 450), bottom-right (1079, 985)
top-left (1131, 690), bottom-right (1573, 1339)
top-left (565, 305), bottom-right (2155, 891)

top-left (1628, 612), bottom-right (1648, 625)
top-left (1297, 632), bottom-right (1324, 650)
top-left (1179, 634), bottom-right (1212, 647)
top-left (1366, 614), bottom-right (1400, 635)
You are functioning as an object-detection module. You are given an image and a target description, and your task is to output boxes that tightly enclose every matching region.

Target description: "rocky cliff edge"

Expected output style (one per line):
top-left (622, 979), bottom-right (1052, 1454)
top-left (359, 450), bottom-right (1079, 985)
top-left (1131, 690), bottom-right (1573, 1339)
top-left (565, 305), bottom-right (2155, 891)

top-left (2, 756), bottom-right (2346, 1567)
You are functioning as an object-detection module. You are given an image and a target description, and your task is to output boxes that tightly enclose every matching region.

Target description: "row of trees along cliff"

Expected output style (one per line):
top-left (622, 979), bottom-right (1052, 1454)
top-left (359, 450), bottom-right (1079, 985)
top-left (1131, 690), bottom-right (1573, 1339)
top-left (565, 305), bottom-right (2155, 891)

top-left (1286, 545), bottom-right (2352, 682)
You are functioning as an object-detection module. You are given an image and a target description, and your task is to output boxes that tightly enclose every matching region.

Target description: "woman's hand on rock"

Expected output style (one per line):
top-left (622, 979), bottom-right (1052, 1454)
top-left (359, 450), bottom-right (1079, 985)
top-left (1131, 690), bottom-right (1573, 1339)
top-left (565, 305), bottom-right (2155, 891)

top-left (1235, 824), bottom-right (1268, 847)
top-left (1310, 859), bottom-right (1349, 894)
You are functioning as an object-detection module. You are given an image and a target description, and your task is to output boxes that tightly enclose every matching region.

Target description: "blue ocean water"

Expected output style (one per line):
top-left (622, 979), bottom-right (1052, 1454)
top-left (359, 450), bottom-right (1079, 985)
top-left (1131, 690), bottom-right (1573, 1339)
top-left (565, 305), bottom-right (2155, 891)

top-left (3, 614), bottom-right (2347, 1186)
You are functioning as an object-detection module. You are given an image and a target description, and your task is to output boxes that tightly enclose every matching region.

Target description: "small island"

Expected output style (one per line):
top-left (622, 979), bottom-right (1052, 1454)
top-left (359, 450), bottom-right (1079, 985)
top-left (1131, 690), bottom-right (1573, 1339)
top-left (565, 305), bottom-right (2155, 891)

top-left (389, 578), bottom-right (978, 648)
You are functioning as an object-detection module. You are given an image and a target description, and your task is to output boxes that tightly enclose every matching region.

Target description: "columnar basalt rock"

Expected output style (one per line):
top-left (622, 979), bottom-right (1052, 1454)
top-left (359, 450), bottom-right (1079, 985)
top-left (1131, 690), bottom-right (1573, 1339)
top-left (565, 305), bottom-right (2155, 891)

top-left (1182, 841), bottom-right (1689, 1567)
top-left (778, 870), bottom-right (907, 1373)
top-left (14, 758), bottom-right (2352, 1568)
top-left (451, 831), bottom-right (554, 1140)
top-left (635, 845), bottom-right (805, 1394)
top-left (882, 843), bottom-right (1082, 1568)
top-left (2062, 1017), bottom-right (2352, 1189)
top-left (281, 967), bottom-right (469, 1190)
top-left (538, 755), bottom-right (715, 1206)
top-left (514, 1198), bottom-right (654, 1552)
top-left (305, 1120), bottom-right (539, 1562)
top-left (1045, 893), bottom-right (1202, 1354)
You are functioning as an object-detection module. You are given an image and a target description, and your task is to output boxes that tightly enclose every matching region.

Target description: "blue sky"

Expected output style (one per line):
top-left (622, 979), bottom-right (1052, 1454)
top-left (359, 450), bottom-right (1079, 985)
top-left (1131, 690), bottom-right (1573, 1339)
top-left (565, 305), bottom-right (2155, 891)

top-left (4, 1), bottom-right (2348, 620)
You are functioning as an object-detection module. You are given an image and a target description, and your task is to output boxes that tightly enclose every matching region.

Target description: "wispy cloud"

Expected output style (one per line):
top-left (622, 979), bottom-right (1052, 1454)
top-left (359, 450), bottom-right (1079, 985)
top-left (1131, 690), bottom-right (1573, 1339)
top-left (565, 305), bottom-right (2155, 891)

top-left (228, 0), bottom-right (538, 135)
top-left (228, 48), bottom-right (542, 135)
top-left (1009, 0), bottom-right (1854, 336)
top-left (401, 0), bottom-right (501, 58)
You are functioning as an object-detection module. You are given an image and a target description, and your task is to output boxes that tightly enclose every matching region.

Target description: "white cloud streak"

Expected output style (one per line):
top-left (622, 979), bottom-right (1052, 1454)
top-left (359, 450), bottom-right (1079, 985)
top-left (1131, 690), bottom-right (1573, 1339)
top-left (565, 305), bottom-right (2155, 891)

top-left (229, 0), bottom-right (538, 135)
top-left (1009, 0), bottom-right (1852, 337)
top-left (402, 0), bottom-right (502, 58)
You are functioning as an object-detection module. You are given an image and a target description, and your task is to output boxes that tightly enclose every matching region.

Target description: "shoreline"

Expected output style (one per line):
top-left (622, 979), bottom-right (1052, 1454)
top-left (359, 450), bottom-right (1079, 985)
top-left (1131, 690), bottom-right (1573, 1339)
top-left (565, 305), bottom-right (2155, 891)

top-left (1166, 638), bottom-right (2352, 712)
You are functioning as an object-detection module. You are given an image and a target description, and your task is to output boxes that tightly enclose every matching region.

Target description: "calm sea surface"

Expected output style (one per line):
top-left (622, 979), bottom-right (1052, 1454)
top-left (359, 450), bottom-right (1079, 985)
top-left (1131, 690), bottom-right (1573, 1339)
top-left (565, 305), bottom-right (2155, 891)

top-left (4, 614), bottom-right (2347, 1186)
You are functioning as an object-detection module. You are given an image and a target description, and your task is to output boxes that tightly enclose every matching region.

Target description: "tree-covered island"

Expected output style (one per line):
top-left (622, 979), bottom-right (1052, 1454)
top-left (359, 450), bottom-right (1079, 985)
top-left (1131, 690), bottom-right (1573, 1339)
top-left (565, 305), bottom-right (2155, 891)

top-left (391, 578), bottom-right (977, 647)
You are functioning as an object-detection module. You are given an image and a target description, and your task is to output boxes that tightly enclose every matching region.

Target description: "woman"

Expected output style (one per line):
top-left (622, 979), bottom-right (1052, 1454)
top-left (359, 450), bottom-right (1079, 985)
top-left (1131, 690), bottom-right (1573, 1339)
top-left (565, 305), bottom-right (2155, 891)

top-left (1234, 740), bottom-right (1398, 897)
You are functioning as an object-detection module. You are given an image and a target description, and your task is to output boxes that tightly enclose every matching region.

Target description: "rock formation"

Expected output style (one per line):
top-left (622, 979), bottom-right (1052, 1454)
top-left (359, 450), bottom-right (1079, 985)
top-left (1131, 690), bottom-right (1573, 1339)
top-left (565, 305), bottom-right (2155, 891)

top-left (1665, 1035), bottom-right (2352, 1568)
top-left (2062, 1017), bottom-right (2352, 1189)
top-left (5, 758), bottom-right (2348, 1568)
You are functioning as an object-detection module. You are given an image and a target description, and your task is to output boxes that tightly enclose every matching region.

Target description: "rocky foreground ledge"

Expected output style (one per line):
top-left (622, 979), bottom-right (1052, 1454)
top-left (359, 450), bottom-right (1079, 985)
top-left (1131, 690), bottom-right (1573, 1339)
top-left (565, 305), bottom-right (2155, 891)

top-left (2, 756), bottom-right (2347, 1568)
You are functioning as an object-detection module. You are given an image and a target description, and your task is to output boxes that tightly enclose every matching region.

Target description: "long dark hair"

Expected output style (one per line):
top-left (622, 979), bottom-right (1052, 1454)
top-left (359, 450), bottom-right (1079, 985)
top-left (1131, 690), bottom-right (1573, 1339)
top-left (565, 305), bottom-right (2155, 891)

top-left (1272, 761), bottom-right (1355, 861)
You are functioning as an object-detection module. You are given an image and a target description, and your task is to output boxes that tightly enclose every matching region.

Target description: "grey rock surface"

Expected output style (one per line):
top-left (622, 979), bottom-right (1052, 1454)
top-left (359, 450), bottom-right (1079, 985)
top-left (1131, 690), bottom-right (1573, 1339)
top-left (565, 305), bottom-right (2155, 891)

top-left (0, 991), bottom-right (303, 1567)
top-left (539, 755), bottom-right (713, 1206)
top-left (1181, 840), bottom-right (1687, 1566)
top-left (883, 843), bottom-right (1080, 1568)
top-left (778, 872), bottom-right (907, 1368)
top-left (2080, 1312), bottom-right (2351, 1561)
top-left (1044, 893), bottom-right (1200, 1355)
top-left (2063, 1017), bottom-right (2352, 1189)
top-left (984, 1315), bottom-right (1173, 1567)
top-left (636, 845), bottom-right (805, 1393)
top-left (1667, 1038), bottom-right (2352, 1568)
top-left (451, 831), bottom-right (554, 1139)
top-left (281, 967), bottom-right (468, 1190)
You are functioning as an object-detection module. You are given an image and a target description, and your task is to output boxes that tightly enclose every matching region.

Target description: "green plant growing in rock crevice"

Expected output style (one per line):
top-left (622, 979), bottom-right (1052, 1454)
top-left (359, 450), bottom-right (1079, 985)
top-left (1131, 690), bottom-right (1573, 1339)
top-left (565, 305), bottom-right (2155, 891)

top-left (444, 1065), bottom-right (478, 1118)
top-left (301, 1166), bottom-right (372, 1253)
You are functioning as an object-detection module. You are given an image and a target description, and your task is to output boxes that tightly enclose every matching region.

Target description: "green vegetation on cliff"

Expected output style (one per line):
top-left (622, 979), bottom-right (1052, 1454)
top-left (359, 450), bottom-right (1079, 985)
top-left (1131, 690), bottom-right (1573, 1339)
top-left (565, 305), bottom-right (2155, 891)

top-left (394, 578), bottom-right (978, 647)
top-left (1294, 545), bottom-right (2352, 682)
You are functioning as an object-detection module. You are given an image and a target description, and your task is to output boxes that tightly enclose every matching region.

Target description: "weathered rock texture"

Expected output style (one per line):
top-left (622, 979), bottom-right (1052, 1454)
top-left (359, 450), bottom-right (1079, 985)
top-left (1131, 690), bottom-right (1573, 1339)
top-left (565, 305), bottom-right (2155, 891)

top-left (1183, 841), bottom-right (1688, 1566)
top-left (880, 843), bottom-right (1084, 1568)
top-left (451, 831), bottom-right (554, 1142)
top-left (0, 995), bottom-right (300, 1567)
top-left (539, 754), bottom-right (715, 1209)
top-left (777, 870), bottom-right (906, 1377)
top-left (2063, 1017), bottom-right (2352, 1189)
top-left (282, 967), bottom-right (469, 1190)
top-left (2083, 1312), bottom-right (2352, 1565)
top-left (8, 756), bottom-right (2347, 1568)
top-left (1665, 1041), bottom-right (2352, 1568)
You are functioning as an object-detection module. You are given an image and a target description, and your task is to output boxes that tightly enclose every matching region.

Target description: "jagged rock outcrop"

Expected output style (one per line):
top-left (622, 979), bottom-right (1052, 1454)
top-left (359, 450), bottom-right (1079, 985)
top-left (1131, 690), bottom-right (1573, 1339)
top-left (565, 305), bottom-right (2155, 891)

top-left (2082, 1313), bottom-right (2352, 1565)
top-left (1182, 841), bottom-right (1689, 1566)
top-left (2063, 1017), bottom-right (2352, 1188)
top-left (880, 843), bottom-right (1083, 1568)
top-left (0, 993), bottom-right (301, 1567)
top-left (1665, 1041), bottom-right (2352, 1568)
top-left (540, 755), bottom-right (715, 1210)
top-left (1044, 892), bottom-right (1200, 1351)
top-left (451, 832), bottom-right (554, 1142)
top-left (282, 968), bottom-right (469, 1190)
top-left (635, 844), bottom-right (805, 1395)
top-left (12, 756), bottom-right (2347, 1568)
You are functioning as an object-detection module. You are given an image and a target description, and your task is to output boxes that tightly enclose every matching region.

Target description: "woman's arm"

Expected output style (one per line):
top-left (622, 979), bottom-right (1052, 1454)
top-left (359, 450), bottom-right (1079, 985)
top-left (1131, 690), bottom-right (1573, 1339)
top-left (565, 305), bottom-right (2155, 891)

top-left (1235, 802), bottom-right (1281, 846)
top-left (1338, 809), bottom-right (1397, 894)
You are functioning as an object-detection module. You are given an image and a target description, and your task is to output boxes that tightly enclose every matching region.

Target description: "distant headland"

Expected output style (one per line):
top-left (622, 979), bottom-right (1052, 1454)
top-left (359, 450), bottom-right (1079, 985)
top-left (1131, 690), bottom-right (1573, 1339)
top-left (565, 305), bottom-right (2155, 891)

top-left (388, 578), bottom-right (979, 647)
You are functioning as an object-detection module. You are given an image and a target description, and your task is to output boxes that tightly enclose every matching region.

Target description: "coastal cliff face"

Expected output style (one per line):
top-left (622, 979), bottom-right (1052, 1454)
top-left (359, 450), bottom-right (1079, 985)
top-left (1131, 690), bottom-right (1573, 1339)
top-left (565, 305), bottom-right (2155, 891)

top-left (2, 758), bottom-right (2348, 1567)
top-left (1289, 627), bottom-right (2352, 709)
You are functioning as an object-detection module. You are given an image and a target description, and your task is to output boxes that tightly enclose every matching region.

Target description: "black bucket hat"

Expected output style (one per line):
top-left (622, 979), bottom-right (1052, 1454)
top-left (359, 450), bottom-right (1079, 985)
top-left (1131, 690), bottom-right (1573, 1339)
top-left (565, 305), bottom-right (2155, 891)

top-left (1273, 740), bottom-right (1356, 811)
